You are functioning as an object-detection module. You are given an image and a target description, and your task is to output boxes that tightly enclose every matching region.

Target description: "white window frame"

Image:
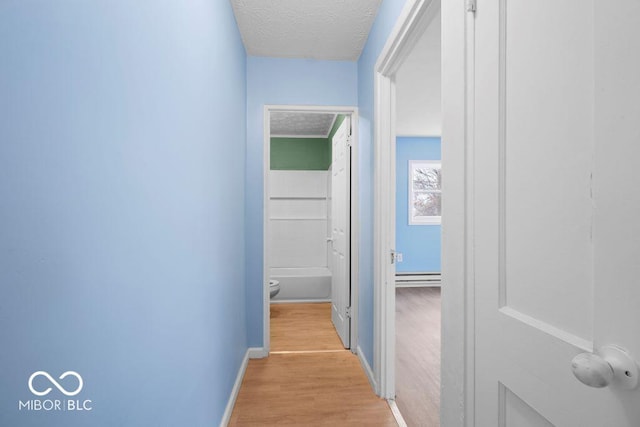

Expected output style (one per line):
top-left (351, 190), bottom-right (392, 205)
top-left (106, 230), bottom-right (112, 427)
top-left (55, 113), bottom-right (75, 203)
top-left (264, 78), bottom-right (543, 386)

top-left (408, 160), bottom-right (441, 225)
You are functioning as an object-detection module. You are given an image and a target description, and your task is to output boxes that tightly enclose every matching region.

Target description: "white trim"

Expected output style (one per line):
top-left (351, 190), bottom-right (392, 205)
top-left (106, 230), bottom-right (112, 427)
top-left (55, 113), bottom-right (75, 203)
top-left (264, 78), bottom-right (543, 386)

top-left (373, 68), bottom-right (394, 398)
top-left (445, 0), bottom-right (473, 425)
top-left (263, 107), bottom-right (271, 355)
top-left (373, 2), bottom-right (471, 427)
top-left (387, 399), bottom-right (409, 427)
top-left (395, 282), bottom-right (441, 288)
top-left (375, 0), bottom-right (441, 76)
top-left (270, 298), bottom-right (331, 304)
top-left (374, 0), bottom-right (443, 401)
top-left (357, 345), bottom-right (377, 392)
top-left (396, 134), bottom-right (442, 138)
top-left (270, 134), bottom-right (329, 139)
top-left (408, 160), bottom-right (442, 225)
top-left (349, 113), bottom-right (360, 353)
top-left (219, 349), bottom-right (250, 427)
top-left (327, 113), bottom-right (339, 138)
top-left (270, 349), bottom-right (347, 355)
top-left (247, 347), bottom-right (268, 359)
top-left (263, 105), bottom-right (360, 354)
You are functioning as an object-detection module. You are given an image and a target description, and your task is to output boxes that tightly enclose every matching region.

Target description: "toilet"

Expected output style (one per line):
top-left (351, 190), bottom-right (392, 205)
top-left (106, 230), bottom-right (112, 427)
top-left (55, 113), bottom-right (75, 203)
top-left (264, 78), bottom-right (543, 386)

top-left (269, 279), bottom-right (280, 298)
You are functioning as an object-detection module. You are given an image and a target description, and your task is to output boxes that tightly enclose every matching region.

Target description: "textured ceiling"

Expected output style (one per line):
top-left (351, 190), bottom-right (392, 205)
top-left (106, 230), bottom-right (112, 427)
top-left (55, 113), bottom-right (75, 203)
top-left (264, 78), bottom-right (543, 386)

top-left (231, 0), bottom-right (382, 61)
top-left (271, 112), bottom-right (337, 137)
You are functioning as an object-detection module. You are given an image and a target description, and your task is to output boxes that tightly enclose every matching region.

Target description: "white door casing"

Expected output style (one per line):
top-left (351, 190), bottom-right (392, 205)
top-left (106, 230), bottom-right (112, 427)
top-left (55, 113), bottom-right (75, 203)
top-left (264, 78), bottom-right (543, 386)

top-left (262, 105), bottom-right (359, 357)
top-left (331, 116), bottom-right (351, 348)
top-left (373, 0), bottom-right (442, 401)
top-left (473, 1), bottom-right (640, 426)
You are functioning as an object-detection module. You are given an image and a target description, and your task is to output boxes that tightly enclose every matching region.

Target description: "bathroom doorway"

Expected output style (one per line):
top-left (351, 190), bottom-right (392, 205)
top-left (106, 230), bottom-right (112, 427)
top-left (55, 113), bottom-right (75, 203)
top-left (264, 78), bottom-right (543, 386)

top-left (262, 105), bottom-right (359, 354)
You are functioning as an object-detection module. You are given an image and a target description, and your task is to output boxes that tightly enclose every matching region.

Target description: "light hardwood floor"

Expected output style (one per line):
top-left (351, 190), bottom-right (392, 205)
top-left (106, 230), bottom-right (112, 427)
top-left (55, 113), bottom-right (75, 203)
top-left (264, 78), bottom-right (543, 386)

top-left (270, 303), bottom-right (344, 352)
top-left (395, 287), bottom-right (441, 427)
top-left (229, 303), bottom-right (397, 426)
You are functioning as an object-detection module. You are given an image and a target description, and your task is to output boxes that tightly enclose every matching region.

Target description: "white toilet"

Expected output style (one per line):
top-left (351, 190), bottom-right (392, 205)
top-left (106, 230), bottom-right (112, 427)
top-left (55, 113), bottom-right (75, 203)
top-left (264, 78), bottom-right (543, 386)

top-left (269, 279), bottom-right (280, 298)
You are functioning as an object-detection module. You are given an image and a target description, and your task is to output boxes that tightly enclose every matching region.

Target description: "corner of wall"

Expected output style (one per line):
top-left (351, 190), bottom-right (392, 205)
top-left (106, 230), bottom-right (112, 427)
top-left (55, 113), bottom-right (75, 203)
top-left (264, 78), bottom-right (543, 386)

top-left (357, 344), bottom-right (378, 394)
top-left (219, 349), bottom-right (251, 427)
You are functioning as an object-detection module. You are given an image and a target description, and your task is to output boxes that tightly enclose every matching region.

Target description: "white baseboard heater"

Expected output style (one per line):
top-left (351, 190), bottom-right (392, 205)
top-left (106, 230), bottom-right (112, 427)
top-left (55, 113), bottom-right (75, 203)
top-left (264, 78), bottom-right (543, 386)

top-left (395, 272), bottom-right (441, 287)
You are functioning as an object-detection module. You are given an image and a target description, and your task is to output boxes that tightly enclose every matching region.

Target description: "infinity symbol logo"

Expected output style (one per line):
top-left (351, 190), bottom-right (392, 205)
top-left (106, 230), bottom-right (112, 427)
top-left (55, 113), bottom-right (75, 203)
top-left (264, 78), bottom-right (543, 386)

top-left (28, 371), bottom-right (83, 396)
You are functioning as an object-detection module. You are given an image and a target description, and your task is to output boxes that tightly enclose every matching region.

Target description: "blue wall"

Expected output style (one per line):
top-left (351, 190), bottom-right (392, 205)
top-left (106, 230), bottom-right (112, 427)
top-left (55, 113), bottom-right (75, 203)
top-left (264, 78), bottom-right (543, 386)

top-left (396, 137), bottom-right (442, 273)
top-left (245, 57), bottom-right (358, 347)
top-left (356, 0), bottom-right (408, 371)
top-left (0, 1), bottom-right (247, 426)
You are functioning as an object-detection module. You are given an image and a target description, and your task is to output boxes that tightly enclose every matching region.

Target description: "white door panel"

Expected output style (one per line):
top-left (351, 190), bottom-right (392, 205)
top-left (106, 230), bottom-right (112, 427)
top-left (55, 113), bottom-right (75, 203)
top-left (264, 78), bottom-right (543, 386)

top-left (474, 0), bottom-right (640, 426)
top-left (331, 117), bottom-right (351, 348)
top-left (593, 0), bottom-right (640, 374)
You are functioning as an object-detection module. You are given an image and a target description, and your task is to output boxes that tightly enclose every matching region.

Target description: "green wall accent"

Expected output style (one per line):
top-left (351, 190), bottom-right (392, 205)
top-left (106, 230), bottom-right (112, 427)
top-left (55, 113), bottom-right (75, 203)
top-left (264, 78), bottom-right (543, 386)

top-left (328, 114), bottom-right (347, 140)
top-left (270, 137), bottom-right (330, 170)
top-left (270, 114), bottom-right (348, 170)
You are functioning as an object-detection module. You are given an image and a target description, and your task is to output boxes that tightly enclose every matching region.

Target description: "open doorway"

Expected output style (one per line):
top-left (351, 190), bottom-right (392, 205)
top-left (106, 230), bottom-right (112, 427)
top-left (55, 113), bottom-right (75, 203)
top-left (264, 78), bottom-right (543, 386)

top-left (393, 7), bottom-right (442, 426)
top-left (372, 0), bottom-right (469, 425)
top-left (262, 106), bottom-right (360, 355)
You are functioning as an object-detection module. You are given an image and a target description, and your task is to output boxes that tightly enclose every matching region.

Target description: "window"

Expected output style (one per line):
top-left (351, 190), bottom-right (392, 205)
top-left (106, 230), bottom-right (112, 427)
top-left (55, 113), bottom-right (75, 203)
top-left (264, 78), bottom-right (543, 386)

top-left (409, 160), bottom-right (441, 225)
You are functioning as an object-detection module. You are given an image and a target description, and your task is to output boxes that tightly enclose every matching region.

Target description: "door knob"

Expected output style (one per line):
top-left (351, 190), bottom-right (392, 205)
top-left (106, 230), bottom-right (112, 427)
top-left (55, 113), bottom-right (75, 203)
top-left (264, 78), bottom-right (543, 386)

top-left (571, 345), bottom-right (638, 389)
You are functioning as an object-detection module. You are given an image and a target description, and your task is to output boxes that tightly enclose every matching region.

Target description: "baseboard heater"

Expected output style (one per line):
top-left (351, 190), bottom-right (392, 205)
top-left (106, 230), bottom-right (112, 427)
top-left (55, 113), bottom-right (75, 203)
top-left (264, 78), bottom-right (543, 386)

top-left (395, 272), bottom-right (441, 287)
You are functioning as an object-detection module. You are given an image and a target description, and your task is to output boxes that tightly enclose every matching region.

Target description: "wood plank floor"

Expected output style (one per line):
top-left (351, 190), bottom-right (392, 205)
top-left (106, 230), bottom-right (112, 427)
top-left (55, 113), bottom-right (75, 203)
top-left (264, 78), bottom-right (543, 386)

top-left (229, 302), bottom-right (397, 426)
top-left (270, 303), bottom-right (344, 352)
top-left (395, 287), bottom-right (441, 427)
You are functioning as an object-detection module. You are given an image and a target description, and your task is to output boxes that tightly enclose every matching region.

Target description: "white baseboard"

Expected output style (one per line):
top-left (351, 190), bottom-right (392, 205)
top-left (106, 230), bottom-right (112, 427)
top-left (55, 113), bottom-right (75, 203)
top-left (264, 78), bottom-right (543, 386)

top-left (357, 345), bottom-right (378, 394)
top-left (395, 282), bottom-right (441, 288)
top-left (219, 349), bottom-right (250, 427)
top-left (387, 399), bottom-right (408, 427)
top-left (270, 298), bottom-right (331, 304)
top-left (219, 347), bottom-right (269, 426)
top-left (248, 346), bottom-right (268, 358)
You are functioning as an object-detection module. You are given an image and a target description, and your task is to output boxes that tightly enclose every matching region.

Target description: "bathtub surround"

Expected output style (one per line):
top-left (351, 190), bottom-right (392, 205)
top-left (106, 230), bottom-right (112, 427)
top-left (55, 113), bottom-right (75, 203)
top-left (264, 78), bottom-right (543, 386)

top-left (270, 268), bottom-right (332, 302)
top-left (268, 170), bottom-right (332, 302)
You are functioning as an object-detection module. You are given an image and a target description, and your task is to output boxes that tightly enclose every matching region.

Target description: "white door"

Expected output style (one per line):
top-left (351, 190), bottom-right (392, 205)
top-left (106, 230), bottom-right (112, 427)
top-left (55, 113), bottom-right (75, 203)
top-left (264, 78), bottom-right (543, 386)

top-left (331, 117), bottom-right (351, 348)
top-left (473, 1), bottom-right (640, 426)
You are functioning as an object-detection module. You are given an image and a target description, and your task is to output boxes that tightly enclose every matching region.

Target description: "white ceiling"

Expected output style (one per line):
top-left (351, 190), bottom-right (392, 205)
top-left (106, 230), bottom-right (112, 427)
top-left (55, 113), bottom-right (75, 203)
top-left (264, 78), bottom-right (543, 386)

top-left (230, 0), bottom-right (382, 61)
top-left (271, 112), bottom-right (337, 137)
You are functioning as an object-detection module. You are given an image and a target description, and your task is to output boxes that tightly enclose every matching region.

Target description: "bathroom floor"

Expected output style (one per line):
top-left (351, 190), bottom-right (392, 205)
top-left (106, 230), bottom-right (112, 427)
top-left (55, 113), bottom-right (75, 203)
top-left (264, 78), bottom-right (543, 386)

top-left (270, 303), bottom-right (344, 352)
top-left (228, 303), bottom-right (397, 426)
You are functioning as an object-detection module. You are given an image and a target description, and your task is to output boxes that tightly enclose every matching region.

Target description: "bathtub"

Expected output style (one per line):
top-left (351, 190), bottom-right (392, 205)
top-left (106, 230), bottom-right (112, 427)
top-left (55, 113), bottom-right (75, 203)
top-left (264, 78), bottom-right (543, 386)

top-left (269, 267), bottom-right (331, 302)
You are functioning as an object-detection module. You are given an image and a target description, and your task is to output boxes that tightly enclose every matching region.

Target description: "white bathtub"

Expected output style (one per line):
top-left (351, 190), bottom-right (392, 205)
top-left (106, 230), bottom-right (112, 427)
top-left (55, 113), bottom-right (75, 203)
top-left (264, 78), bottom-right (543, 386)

top-left (269, 267), bottom-right (332, 302)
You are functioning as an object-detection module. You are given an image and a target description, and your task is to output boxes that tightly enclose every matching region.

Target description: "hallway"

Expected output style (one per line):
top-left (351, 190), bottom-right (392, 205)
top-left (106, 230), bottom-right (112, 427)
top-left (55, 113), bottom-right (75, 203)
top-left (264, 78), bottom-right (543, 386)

top-left (229, 303), bottom-right (397, 426)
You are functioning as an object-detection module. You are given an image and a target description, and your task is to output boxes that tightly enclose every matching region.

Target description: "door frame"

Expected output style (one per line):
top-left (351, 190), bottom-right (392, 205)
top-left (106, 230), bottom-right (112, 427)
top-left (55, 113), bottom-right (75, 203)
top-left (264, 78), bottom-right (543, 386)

top-left (373, 0), bottom-right (473, 426)
top-left (263, 104), bottom-right (360, 354)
